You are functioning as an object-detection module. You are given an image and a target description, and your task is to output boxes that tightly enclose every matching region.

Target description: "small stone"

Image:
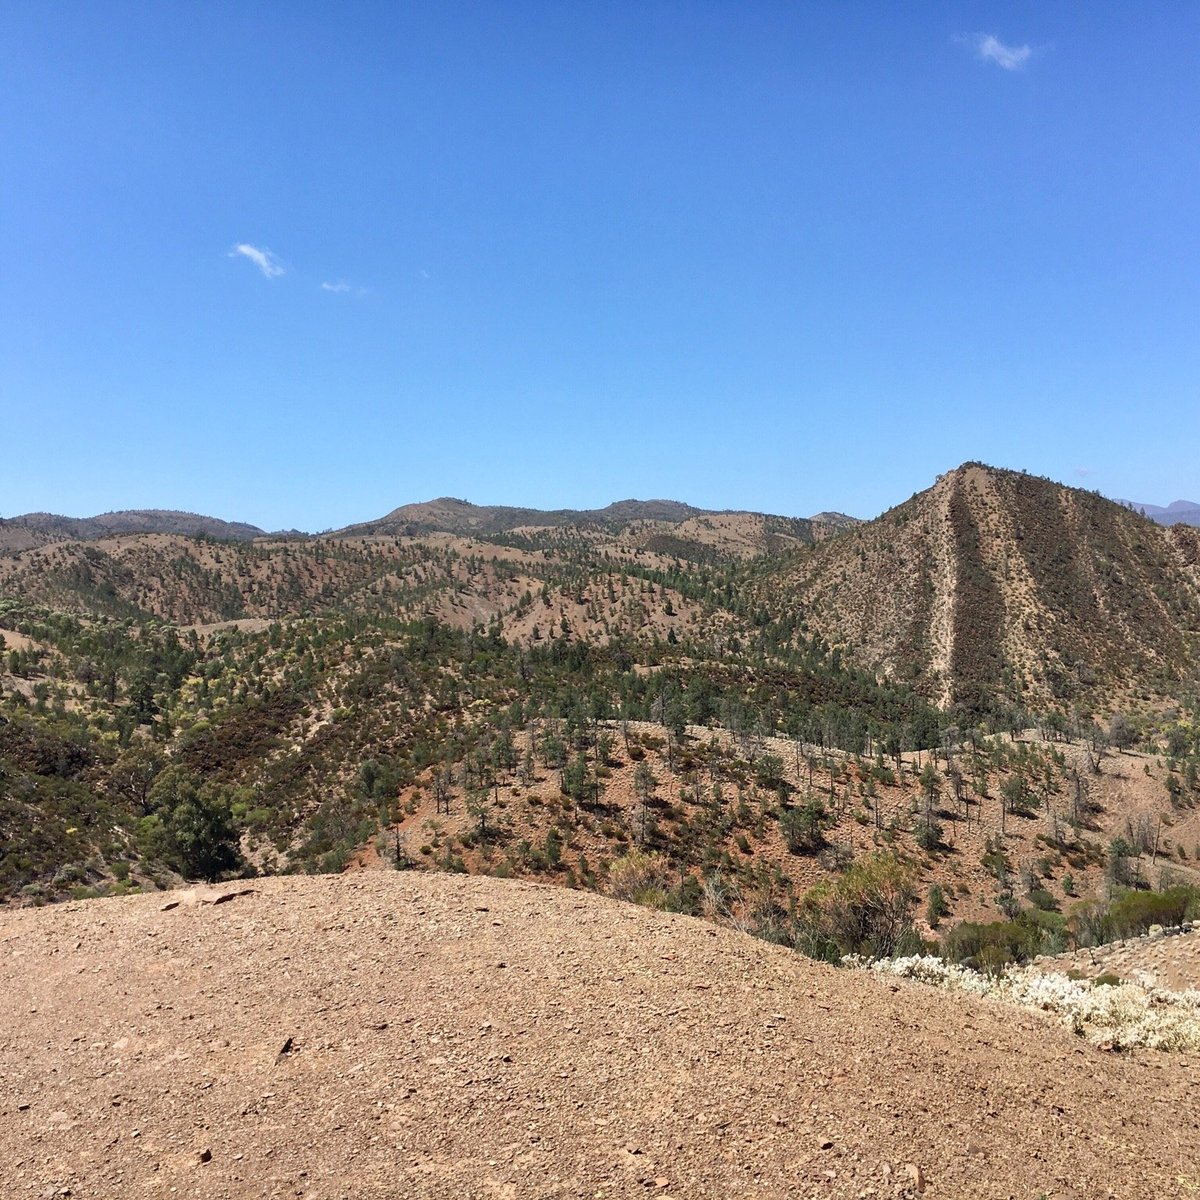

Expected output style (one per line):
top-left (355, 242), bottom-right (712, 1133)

top-left (903, 1163), bottom-right (925, 1193)
top-left (195, 1148), bottom-right (212, 1164)
top-left (820, 1138), bottom-right (834, 1151)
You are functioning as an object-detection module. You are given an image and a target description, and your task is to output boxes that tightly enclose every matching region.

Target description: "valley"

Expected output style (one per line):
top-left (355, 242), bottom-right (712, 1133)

top-left (4, 464), bottom-right (1200, 1197)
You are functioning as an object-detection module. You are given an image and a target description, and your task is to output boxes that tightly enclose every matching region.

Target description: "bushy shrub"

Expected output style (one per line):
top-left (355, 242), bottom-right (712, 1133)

top-left (607, 850), bottom-right (671, 909)
top-left (1106, 886), bottom-right (1199, 937)
top-left (926, 884), bottom-right (949, 927)
top-left (781, 798), bottom-right (828, 855)
top-left (796, 852), bottom-right (919, 961)
top-left (941, 911), bottom-right (1064, 972)
top-left (855, 956), bottom-right (1200, 1052)
top-left (140, 765), bottom-right (242, 882)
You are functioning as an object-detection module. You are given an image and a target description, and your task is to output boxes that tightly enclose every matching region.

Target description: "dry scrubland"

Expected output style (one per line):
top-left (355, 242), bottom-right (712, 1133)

top-left (363, 721), bottom-right (1200, 937)
top-left (6, 466), bottom-right (1200, 1198)
top-left (3, 873), bottom-right (1200, 1200)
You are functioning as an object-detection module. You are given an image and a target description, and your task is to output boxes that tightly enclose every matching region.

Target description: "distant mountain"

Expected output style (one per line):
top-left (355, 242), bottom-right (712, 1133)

top-left (1, 498), bottom-right (858, 557)
top-left (335, 496), bottom-right (855, 542)
top-left (761, 463), bottom-right (1200, 713)
top-left (4, 469), bottom-right (1199, 710)
top-left (806, 511), bottom-right (862, 534)
top-left (1115, 499), bottom-right (1200, 527)
top-left (0, 509), bottom-right (268, 554)
top-left (336, 497), bottom-right (718, 537)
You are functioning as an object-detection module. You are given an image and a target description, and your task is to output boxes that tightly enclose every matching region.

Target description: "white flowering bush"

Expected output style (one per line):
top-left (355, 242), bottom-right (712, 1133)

top-left (845, 953), bottom-right (1200, 1053)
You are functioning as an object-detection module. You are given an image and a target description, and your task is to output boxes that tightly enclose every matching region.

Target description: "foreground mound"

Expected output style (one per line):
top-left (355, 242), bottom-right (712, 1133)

top-left (2, 876), bottom-right (1197, 1199)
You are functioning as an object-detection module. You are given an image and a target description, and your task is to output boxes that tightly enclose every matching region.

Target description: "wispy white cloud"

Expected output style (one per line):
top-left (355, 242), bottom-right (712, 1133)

top-left (1074, 466), bottom-right (1094, 479)
top-left (964, 33), bottom-right (1034, 71)
top-left (230, 243), bottom-right (285, 278)
top-left (320, 280), bottom-right (370, 296)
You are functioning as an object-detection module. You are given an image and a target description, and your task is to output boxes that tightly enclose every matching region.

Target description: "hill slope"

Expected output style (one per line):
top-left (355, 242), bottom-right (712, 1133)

top-left (337, 495), bottom-right (851, 549)
top-left (769, 463), bottom-right (1200, 712)
top-left (340, 495), bottom-right (714, 535)
top-left (2, 872), bottom-right (1197, 1199)
top-left (0, 509), bottom-right (267, 554)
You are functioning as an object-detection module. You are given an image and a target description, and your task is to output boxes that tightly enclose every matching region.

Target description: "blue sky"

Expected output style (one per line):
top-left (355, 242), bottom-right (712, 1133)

top-left (2, 3), bottom-right (1198, 530)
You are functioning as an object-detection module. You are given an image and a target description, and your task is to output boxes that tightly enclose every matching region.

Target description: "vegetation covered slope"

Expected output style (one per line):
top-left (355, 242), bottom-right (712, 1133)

top-left (0, 509), bottom-right (267, 551)
top-left (4, 464), bottom-right (1200, 978)
top-left (763, 463), bottom-right (1200, 715)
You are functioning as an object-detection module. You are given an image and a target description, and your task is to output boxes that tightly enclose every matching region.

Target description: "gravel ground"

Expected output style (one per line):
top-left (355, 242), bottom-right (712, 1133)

top-left (2, 873), bottom-right (1198, 1199)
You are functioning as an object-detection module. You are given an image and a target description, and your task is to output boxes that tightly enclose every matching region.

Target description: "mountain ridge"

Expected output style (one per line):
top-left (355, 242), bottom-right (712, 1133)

top-left (1116, 498), bottom-right (1200, 527)
top-left (760, 462), bottom-right (1200, 712)
top-left (332, 496), bottom-right (859, 539)
top-left (5, 464), bottom-right (1199, 714)
top-left (0, 508), bottom-right (268, 553)
top-left (0, 498), bottom-right (859, 555)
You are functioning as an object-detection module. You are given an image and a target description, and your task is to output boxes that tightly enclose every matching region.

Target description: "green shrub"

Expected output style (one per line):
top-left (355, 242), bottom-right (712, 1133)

top-left (607, 850), bottom-right (671, 909)
top-left (941, 912), bottom-right (1056, 972)
top-left (781, 798), bottom-right (828, 855)
top-left (795, 852), bottom-right (919, 961)
top-left (1107, 887), bottom-right (1199, 937)
top-left (926, 884), bottom-right (949, 928)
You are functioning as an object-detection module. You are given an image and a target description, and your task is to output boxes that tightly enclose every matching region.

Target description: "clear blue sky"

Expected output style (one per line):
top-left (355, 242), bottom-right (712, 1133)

top-left (3, 2), bottom-right (1198, 530)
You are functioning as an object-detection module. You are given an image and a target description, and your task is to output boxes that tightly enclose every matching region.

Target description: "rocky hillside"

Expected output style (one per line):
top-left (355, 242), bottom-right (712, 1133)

top-left (769, 463), bottom-right (1200, 713)
top-left (2, 872), bottom-right (1197, 1199)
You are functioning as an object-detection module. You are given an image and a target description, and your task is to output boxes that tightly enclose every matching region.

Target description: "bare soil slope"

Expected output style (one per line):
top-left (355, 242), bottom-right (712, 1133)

top-left (1039, 927), bottom-right (1200, 993)
top-left (3, 874), bottom-right (1197, 1199)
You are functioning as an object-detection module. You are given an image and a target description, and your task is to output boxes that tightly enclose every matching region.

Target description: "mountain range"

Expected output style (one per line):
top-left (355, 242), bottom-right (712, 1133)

top-left (4, 465), bottom-right (1198, 710)
top-left (6, 481), bottom-right (1196, 558)
top-left (1116, 498), bottom-right (1200, 526)
top-left (0, 508), bottom-right (269, 553)
top-left (3, 460), bottom-right (1200, 937)
top-left (0, 497), bottom-right (860, 552)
